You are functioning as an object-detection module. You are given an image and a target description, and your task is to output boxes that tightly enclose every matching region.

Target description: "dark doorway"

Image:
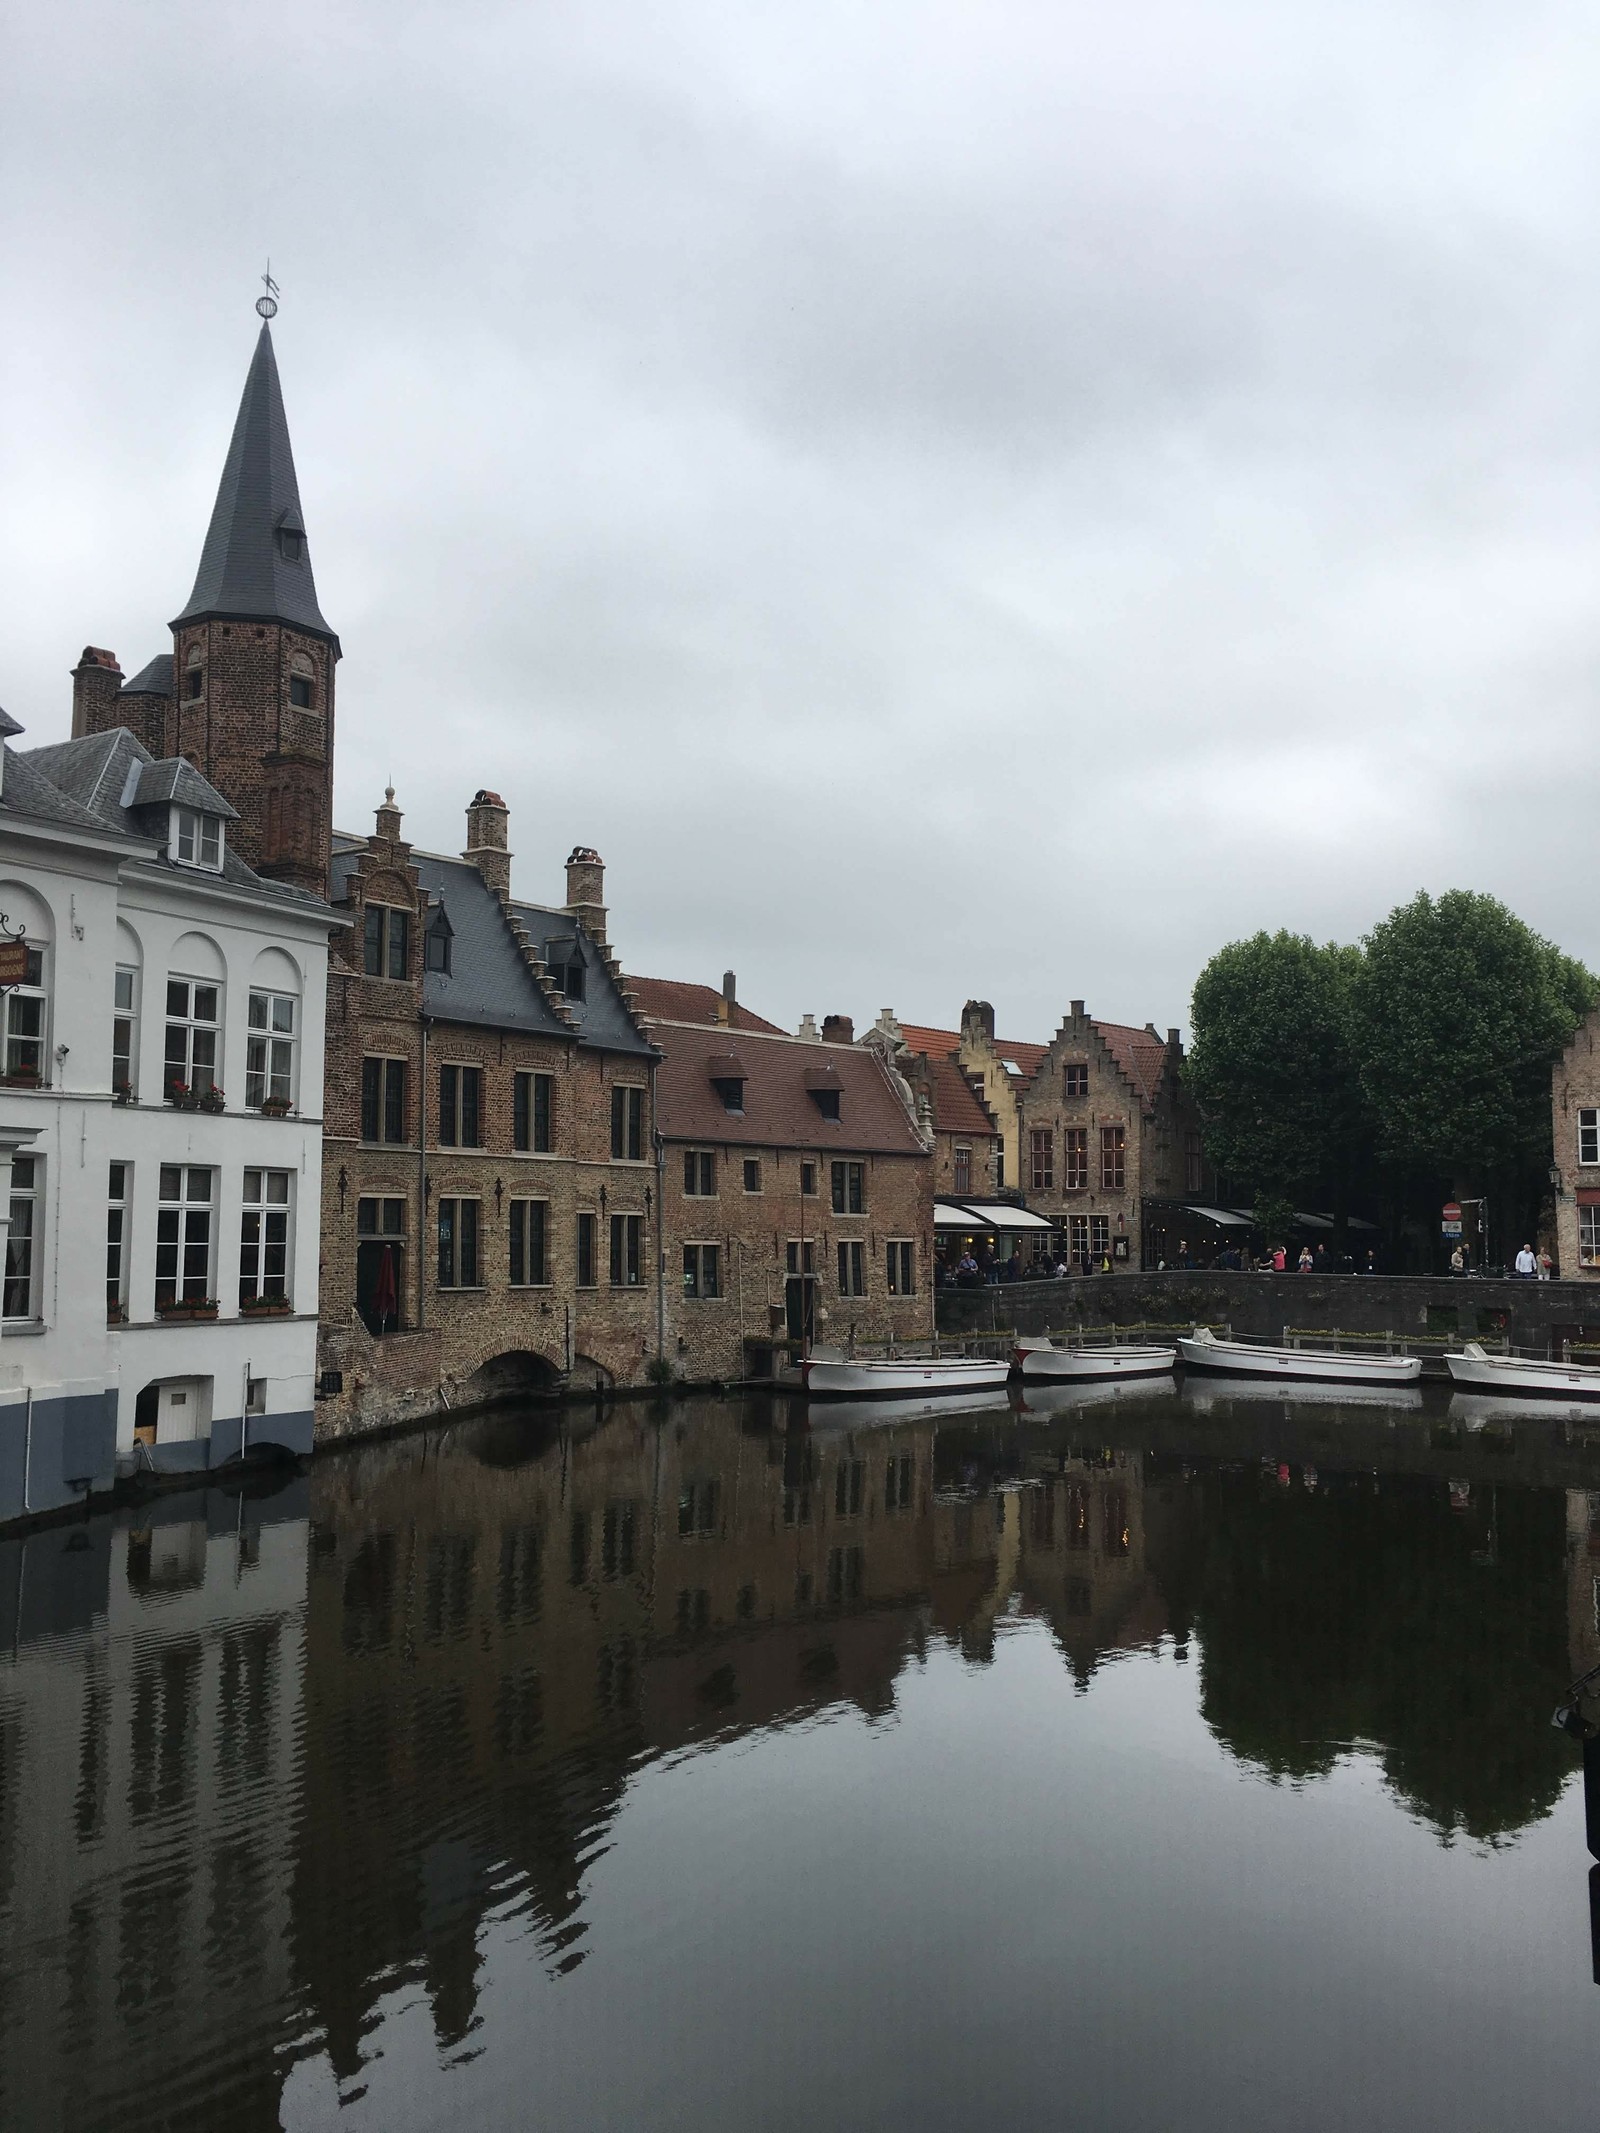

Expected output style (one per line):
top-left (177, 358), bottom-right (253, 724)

top-left (356, 1240), bottom-right (405, 1335)
top-left (785, 1276), bottom-right (817, 1345)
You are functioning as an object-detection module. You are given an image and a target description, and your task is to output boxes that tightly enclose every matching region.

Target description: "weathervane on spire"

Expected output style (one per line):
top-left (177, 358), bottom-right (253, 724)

top-left (256, 261), bottom-right (279, 321)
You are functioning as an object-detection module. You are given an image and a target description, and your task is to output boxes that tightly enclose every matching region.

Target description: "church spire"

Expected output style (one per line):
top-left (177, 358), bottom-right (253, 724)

top-left (171, 318), bottom-right (336, 645)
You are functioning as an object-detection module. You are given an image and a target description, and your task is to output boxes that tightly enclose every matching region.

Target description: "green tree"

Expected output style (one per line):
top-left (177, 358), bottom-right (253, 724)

top-left (1349, 890), bottom-right (1595, 1179)
top-left (1188, 932), bottom-right (1368, 1208)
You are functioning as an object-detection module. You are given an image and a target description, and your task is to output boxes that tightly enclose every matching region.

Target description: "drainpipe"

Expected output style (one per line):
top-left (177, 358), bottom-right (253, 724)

top-left (650, 1056), bottom-right (665, 1366)
top-left (417, 1014), bottom-right (431, 1332)
top-left (20, 1387), bottom-right (34, 1514)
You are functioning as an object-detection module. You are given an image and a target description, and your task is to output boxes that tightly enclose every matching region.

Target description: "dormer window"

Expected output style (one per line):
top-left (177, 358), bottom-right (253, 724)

top-left (288, 651), bottom-right (316, 709)
top-left (278, 528), bottom-right (304, 563)
top-left (172, 805), bottom-right (222, 871)
top-left (425, 904), bottom-right (454, 975)
top-left (804, 1067), bottom-right (843, 1122)
top-left (708, 1052), bottom-right (746, 1115)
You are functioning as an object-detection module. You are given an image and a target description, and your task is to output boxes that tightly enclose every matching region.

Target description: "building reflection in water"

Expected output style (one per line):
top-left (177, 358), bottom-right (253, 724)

top-left (0, 1392), bottom-right (1592, 2128)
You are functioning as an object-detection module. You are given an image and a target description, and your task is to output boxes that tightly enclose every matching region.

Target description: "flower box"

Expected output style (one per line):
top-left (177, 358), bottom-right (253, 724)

top-left (259, 1096), bottom-right (293, 1119)
top-left (156, 1298), bottom-right (219, 1322)
top-left (199, 1091), bottom-right (226, 1115)
top-left (112, 1084), bottom-right (134, 1106)
top-left (2, 1069), bottom-right (42, 1089)
top-left (240, 1294), bottom-right (292, 1316)
top-left (166, 1085), bottom-right (199, 1111)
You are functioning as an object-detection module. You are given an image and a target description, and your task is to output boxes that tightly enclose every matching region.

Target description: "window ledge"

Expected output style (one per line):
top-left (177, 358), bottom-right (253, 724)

top-left (507, 1282), bottom-right (554, 1292)
top-left (437, 1285), bottom-right (488, 1295)
top-left (0, 1319), bottom-right (46, 1337)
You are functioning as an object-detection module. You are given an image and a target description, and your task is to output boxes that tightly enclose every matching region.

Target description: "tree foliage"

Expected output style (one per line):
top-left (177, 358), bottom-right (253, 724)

top-left (1348, 890), bottom-right (1596, 1174)
top-left (1187, 931), bottom-right (1367, 1199)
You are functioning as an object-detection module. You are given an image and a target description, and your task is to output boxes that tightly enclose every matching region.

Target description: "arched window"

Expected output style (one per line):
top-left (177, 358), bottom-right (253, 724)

top-left (113, 919), bottom-right (142, 1098)
top-left (0, 882), bottom-right (53, 1087)
top-left (247, 948), bottom-right (301, 1112)
top-left (164, 932), bottom-right (225, 1102)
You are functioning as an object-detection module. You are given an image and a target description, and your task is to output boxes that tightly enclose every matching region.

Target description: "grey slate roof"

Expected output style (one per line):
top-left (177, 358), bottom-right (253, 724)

top-left (171, 323), bottom-right (335, 643)
top-left (129, 756), bottom-right (240, 820)
top-left (120, 653), bottom-right (173, 698)
top-left (9, 730), bottom-right (327, 911)
top-left (328, 840), bottom-right (655, 1056)
top-left (0, 709), bottom-right (23, 739)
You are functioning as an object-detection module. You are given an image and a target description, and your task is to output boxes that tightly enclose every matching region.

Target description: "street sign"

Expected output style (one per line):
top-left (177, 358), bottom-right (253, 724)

top-left (1442, 1201), bottom-right (1462, 1223)
top-left (1442, 1220), bottom-right (1463, 1237)
top-left (0, 939), bottom-right (30, 988)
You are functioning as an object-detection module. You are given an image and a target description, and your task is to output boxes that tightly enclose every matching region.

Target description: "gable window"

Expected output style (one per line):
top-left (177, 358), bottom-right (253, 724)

top-left (830, 1160), bottom-right (864, 1215)
top-left (437, 1197), bottom-right (481, 1288)
top-left (4, 1155), bottom-right (39, 1319)
top-left (610, 1086), bottom-right (644, 1161)
top-left (106, 1161), bottom-right (129, 1318)
top-left (1030, 1129), bottom-right (1054, 1193)
top-left (514, 1071), bottom-right (553, 1153)
top-left (1063, 1128), bottom-right (1088, 1190)
top-left (155, 1165), bottom-right (213, 1306)
top-left (438, 1064), bottom-right (483, 1148)
top-left (886, 1240), bottom-right (915, 1295)
top-left (1581, 1110), bottom-right (1600, 1167)
top-left (509, 1199), bottom-right (549, 1286)
top-left (172, 807), bottom-right (222, 870)
top-left (1063, 1063), bottom-right (1089, 1098)
top-left (1, 946), bottom-right (46, 1082)
top-left (246, 989), bottom-right (296, 1109)
top-left (953, 1145), bottom-right (971, 1195)
top-left (609, 1212), bottom-right (644, 1287)
top-left (164, 978), bottom-right (219, 1100)
top-left (683, 1243), bottom-right (721, 1299)
top-left (1100, 1125), bottom-right (1126, 1192)
top-left (743, 1159), bottom-right (762, 1193)
top-left (837, 1239), bottom-right (866, 1296)
top-left (240, 1169), bottom-right (292, 1307)
top-left (684, 1151), bottom-right (716, 1196)
top-left (361, 1057), bottom-right (407, 1144)
top-left (559, 960), bottom-right (585, 1001)
top-left (363, 905), bottom-right (409, 980)
top-left (112, 966), bottom-right (138, 1097)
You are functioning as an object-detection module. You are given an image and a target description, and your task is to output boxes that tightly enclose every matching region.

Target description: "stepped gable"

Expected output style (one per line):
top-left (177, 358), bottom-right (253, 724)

top-left (1087, 1019), bottom-right (1170, 1115)
top-left (652, 1023), bottom-right (926, 1153)
top-left (509, 897), bottom-right (655, 1057)
top-left (625, 975), bottom-right (783, 1035)
top-left (923, 1055), bottom-right (994, 1137)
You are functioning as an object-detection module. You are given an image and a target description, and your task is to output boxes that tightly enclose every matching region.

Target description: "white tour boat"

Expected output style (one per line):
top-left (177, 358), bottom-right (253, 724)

top-left (799, 1347), bottom-right (1013, 1398)
top-left (1014, 1336), bottom-right (1175, 1382)
top-left (1444, 1343), bottom-right (1600, 1400)
top-left (1176, 1326), bottom-right (1423, 1386)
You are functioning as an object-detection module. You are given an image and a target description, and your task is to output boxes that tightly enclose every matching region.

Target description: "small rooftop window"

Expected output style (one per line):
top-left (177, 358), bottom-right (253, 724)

top-left (803, 1066), bottom-right (843, 1123)
top-left (171, 804), bottom-right (222, 872)
top-left (425, 904), bottom-right (453, 975)
top-left (278, 528), bottom-right (304, 563)
top-left (708, 1052), bottom-right (745, 1115)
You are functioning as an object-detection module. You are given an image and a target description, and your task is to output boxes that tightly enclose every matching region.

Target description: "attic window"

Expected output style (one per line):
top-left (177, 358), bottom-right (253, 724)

top-left (425, 904), bottom-right (453, 975)
top-left (171, 805), bottom-right (222, 871)
top-left (811, 1088), bottom-right (841, 1122)
top-left (803, 1067), bottom-right (843, 1123)
top-left (278, 528), bottom-right (304, 563)
top-left (708, 1054), bottom-right (745, 1115)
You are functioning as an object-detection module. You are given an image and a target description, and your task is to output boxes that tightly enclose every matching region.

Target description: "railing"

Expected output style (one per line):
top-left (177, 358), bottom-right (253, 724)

top-left (1281, 1326), bottom-right (1510, 1358)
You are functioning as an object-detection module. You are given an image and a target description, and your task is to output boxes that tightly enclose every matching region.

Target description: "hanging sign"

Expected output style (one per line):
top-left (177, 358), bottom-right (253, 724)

top-left (0, 939), bottom-right (30, 988)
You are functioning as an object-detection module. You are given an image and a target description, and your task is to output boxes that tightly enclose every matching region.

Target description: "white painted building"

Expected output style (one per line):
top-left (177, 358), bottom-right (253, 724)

top-left (0, 713), bottom-right (334, 1524)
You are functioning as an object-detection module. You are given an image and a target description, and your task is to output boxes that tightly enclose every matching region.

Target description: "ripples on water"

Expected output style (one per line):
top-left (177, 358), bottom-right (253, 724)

top-left (2, 1386), bottom-right (1600, 2131)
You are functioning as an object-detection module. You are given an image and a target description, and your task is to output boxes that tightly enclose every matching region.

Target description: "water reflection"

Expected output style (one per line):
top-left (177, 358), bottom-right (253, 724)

top-left (0, 1391), bottom-right (1597, 2130)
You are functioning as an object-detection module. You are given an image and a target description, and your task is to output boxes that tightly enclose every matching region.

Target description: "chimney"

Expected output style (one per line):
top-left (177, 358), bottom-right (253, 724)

top-left (1070, 999), bottom-right (1085, 1019)
top-left (821, 1014), bottom-right (855, 1045)
top-left (717, 970), bottom-right (737, 1028)
top-left (961, 999), bottom-right (996, 1043)
top-left (565, 845), bottom-right (607, 947)
top-left (1167, 1027), bottom-right (1180, 1047)
top-left (71, 648), bottom-right (123, 739)
top-left (464, 789), bottom-right (511, 897)
top-left (798, 1013), bottom-right (820, 1042)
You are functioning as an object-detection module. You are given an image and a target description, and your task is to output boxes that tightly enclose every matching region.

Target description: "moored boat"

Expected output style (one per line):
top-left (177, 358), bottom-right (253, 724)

top-left (1444, 1342), bottom-right (1600, 1400)
top-left (1013, 1335), bottom-right (1175, 1381)
top-left (1175, 1326), bottom-right (1422, 1385)
top-left (799, 1348), bottom-right (1012, 1398)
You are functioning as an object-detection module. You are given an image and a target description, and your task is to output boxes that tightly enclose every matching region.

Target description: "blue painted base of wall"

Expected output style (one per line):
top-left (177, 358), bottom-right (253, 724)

top-left (210, 1408), bottom-right (314, 1465)
top-left (0, 1390), bottom-right (117, 1529)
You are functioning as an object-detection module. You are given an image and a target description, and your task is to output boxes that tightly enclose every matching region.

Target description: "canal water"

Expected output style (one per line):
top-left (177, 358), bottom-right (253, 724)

top-left (4, 1382), bottom-right (1600, 2131)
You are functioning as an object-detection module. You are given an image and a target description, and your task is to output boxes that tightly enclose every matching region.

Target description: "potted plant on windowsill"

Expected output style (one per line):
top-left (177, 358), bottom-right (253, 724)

top-left (106, 1301), bottom-right (128, 1325)
top-left (2, 1064), bottom-right (42, 1089)
top-left (259, 1094), bottom-right (293, 1119)
top-left (240, 1293), bottom-right (292, 1316)
top-left (198, 1086), bottom-right (226, 1115)
top-left (166, 1082), bottom-right (199, 1111)
top-left (156, 1295), bottom-right (219, 1322)
top-left (112, 1081), bottom-right (134, 1106)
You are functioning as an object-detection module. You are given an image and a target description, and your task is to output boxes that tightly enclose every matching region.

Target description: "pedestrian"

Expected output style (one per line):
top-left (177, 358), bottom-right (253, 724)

top-left (1449, 1242), bottom-right (1465, 1277)
top-left (1538, 1246), bottom-right (1554, 1281)
top-left (1272, 1244), bottom-right (1287, 1273)
top-left (1362, 1250), bottom-right (1377, 1275)
top-left (1515, 1242), bottom-right (1537, 1279)
top-left (1297, 1245), bottom-right (1314, 1272)
top-left (1313, 1243), bottom-right (1329, 1274)
top-left (980, 1243), bottom-right (999, 1286)
top-left (1005, 1248), bottom-right (1024, 1283)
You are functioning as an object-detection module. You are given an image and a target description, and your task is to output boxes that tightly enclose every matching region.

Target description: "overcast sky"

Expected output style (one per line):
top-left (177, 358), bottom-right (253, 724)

top-left (4, 1), bottom-right (1598, 1041)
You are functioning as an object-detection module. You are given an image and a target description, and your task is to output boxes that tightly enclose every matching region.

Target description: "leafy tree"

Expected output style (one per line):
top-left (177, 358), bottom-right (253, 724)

top-left (1349, 891), bottom-right (1595, 1179)
top-left (1187, 932), bottom-right (1369, 1206)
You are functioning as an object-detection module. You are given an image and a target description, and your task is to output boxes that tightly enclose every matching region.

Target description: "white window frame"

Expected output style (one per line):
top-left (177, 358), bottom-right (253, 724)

top-left (107, 1161), bottom-right (130, 1318)
top-left (156, 1164), bottom-right (215, 1307)
top-left (164, 977), bottom-right (221, 1100)
top-left (1580, 1110), bottom-right (1600, 1168)
top-left (1580, 1205), bottom-right (1600, 1269)
top-left (171, 805), bottom-right (223, 871)
top-left (1, 945), bottom-right (47, 1083)
top-left (246, 990), bottom-right (297, 1110)
top-left (4, 1154), bottom-right (41, 1320)
top-left (240, 1168), bottom-right (292, 1306)
top-left (113, 965), bottom-right (139, 1097)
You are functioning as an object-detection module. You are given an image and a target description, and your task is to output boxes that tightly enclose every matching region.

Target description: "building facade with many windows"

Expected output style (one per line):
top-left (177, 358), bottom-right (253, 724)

top-left (1552, 1008), bottom-right (1600, 1277)
top-left (0, 714), bottom-right (332, 1523)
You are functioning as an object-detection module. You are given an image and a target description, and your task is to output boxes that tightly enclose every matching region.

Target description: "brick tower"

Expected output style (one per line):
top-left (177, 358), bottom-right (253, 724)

top-left (166, 318), bottom-right (339, 896)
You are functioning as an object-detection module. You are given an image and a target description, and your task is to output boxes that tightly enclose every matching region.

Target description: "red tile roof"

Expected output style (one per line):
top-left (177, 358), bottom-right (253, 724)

top-left (653, 1023), bottom-right (926, 1154)
top-left (1093, 1021), bottom-right (1170, 1114)
top-left (898, 1024), bottom-right (1050, 1082)
top-left (626, 975), bottom-right (784, 1035)
top-left (925, 1056), bottom-right (996, 1138)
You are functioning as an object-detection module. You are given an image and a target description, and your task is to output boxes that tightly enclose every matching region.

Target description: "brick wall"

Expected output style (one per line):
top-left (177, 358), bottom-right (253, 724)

top-left (1554, 1008), bottom-right (1600, 1281)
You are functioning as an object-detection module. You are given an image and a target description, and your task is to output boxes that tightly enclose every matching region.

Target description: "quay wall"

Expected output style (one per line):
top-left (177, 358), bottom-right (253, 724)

top-left (934, 1270), bottom-right (1600, 1354)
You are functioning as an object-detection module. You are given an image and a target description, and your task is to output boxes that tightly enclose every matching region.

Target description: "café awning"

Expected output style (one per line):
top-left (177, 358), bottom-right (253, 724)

top-left (936, 1198), bottom-right (1055, 1232)
top-left (1183, 1204), bottom-right (1252, 1228)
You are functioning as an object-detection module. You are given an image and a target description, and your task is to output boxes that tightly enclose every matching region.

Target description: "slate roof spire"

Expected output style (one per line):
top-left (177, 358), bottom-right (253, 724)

top-left (171, 320), bottom-right (336, 644)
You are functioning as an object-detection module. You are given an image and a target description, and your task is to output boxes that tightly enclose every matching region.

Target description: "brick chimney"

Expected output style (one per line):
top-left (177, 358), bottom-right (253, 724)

top-left (71, 648), bottom-right (123, 739)
top-left (961, 999), bottom-right (996, 1043)
top-left (1167, 1027), bottom-right (1180, 1047)
top-left (1070, 999), bottom-right (1085, 1019)
top-left (565, 846), bottom-right (607, 947)
top-left (718, 970), bottom-right (737, 1028)
top-left (464, 789), bottom-right (511, 897)
top-left (822, 1014), bottom-right (855, 1045)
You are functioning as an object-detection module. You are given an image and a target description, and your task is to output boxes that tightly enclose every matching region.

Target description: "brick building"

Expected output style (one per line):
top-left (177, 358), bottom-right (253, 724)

top-left (649, 1020), bottom-right (936, 1378)
top-left (863, 1008), bottom-right (1000, 1202)
top-left (1552, 1007), bottom-right (1600, 1277)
